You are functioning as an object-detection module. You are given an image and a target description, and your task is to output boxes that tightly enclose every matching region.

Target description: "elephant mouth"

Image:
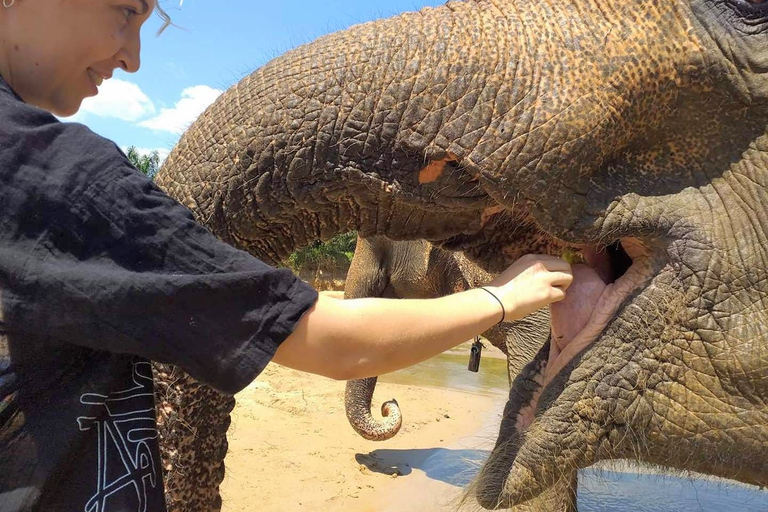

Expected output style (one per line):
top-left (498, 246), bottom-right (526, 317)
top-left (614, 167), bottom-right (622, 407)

top-left (515, 237), bottom-right (656, 431)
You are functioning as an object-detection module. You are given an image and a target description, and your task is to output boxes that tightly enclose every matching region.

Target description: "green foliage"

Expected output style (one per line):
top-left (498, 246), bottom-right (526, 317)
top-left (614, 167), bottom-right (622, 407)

top-left (126, 146), bottom-right (160, 180)
top-left (287, 232), bottom-right (357, 272)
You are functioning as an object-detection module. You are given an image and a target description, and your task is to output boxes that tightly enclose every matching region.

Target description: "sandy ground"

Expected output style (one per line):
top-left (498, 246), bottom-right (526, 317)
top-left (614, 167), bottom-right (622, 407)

top-left (217, 346), bottom-right (768, 512)
top-left (220, 360), bottom-right (506, 512)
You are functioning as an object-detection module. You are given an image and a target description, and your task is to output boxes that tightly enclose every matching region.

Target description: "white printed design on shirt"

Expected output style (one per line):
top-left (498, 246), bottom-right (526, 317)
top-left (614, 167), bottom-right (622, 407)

top-left (76, 361), bottom-right (159, 512)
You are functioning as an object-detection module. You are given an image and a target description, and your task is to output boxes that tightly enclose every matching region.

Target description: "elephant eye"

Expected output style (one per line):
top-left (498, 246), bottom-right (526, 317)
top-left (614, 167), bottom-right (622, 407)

top-left (730, 0), bottom-right (768, 17)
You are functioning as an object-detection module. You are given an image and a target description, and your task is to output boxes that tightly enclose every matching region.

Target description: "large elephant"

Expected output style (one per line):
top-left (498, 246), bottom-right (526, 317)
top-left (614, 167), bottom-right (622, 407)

top-left (343, 235), bottom-right (551, 440)
top-left (153, 0), bottom-right (768, 509)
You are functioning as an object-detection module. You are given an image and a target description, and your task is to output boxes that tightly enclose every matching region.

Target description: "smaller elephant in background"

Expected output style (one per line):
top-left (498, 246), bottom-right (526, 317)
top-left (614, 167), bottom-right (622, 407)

top-left (343, 236), bottom-right (579, 512)
top-left (343, 236), bottom-right (551, 442)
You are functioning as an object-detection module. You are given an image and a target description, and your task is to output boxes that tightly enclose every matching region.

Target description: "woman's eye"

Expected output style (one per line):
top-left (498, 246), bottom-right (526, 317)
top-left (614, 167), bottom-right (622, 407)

top-left (122, 6), bottom-right (138, 20)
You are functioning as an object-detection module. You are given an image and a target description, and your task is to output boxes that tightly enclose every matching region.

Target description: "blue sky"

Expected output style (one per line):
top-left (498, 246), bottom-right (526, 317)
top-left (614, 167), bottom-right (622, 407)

top-left (66, 0), bottom-right (444, 161)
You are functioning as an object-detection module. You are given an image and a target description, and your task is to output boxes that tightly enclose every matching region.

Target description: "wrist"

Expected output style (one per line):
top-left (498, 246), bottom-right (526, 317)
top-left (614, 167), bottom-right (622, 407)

top-left (479, 286), bottom-right (506, 325)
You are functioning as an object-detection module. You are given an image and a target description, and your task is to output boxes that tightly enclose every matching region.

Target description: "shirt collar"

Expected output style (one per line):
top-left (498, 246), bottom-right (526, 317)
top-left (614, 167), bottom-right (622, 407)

top-left (0, 73), bottom-right (24, 102)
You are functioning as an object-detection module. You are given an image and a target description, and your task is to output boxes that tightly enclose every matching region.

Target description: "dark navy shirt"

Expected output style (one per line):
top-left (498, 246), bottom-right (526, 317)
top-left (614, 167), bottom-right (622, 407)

top-left (0, 76), bottom-right (318, 511)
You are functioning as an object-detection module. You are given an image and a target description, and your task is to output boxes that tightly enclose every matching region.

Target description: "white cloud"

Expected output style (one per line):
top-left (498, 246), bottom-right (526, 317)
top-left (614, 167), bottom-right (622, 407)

top-left (67, 78), bottom-right (156, 122)
top-left (139, 85), bottom-right (223, 135)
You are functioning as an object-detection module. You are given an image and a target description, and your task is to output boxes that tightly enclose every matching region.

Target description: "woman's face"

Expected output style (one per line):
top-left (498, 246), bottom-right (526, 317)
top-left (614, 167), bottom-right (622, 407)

top-left (0, 0), bottom-right (155, 116)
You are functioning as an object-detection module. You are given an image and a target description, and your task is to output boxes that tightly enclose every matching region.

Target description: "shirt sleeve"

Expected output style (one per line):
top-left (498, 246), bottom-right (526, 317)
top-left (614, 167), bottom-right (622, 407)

top-left (0, 112), bottom-right (318, 395)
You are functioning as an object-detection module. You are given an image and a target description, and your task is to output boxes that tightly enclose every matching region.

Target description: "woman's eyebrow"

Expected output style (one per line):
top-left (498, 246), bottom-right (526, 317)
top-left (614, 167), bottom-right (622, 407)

top-left (138, 0), bottom-right (149, 14)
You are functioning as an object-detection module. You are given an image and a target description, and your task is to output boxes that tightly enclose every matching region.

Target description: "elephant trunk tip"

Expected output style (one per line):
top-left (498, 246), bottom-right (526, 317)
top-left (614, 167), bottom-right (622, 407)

top-left (345, 394), bottom-right (403, 441)
top-left (380, 398), bottom-right (399, 418)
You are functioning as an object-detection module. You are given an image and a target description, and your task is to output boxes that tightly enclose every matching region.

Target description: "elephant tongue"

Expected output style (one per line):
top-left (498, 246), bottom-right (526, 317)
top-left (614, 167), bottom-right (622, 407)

top-left (550, 264), bottom-right (607, 346)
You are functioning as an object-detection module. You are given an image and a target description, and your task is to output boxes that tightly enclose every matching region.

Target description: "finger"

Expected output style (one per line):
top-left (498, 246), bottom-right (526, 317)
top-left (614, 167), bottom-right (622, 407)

top-left (547, 272), bottom-right (574, 290)
top-left (538, 259), bottom-right (573, 273)
top-left (549, 287), bottom-right (567, 302)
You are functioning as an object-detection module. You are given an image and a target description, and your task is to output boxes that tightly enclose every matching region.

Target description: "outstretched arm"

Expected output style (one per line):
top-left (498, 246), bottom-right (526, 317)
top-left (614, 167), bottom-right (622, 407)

top-left (273, 254), bottom-right (572, 380)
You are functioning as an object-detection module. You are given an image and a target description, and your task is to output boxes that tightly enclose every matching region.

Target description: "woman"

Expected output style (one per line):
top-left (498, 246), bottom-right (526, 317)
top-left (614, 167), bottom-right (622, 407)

top-left (0, 1), bottom-right (572, 511)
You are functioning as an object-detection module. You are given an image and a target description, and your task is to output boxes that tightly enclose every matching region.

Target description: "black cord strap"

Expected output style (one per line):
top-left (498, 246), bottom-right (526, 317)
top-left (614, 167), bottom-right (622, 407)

top-left (480, 287), bottom-right (506, 325)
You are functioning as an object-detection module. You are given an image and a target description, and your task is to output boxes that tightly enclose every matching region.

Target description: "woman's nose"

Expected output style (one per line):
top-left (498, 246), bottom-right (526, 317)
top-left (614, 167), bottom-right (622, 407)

top-left (116, 34), bottom-right (141, 73)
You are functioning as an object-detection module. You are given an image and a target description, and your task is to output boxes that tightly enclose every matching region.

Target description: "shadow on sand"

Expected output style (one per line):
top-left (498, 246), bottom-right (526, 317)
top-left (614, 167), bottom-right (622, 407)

top-left (356, 448), bottom-right (490, 487)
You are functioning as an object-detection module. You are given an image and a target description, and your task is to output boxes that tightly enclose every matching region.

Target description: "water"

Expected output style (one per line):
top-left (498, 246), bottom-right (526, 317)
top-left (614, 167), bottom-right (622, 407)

top-left (380, 344), bottom-right (768, 511)
top-left (579, 465), bottom-right (768, 512)
top-left (379, 342), bottom-right (509, 396)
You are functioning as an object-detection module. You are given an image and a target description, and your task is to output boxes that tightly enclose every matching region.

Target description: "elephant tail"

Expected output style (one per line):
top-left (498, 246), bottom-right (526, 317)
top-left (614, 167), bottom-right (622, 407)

top-left (344, 377), bottom-right (402, 441)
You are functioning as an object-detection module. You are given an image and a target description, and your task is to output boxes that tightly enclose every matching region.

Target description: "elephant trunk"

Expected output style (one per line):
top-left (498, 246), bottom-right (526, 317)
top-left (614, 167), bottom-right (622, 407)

top-left (344, 378), bottom-right (403, 441)
top-left (152, 363), bottom-right (233, 512)
top-left (156, 1), bottom-right (525, 268)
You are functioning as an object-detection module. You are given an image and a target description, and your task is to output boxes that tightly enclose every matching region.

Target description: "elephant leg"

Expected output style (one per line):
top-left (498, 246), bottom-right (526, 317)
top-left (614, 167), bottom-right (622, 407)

top-left (153, 363), bottom-right (234, 512)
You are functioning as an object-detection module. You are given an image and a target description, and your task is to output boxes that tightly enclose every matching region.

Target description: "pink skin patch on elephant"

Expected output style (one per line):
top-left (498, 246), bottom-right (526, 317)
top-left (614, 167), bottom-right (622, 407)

top-left (515, 238), bottom-right (654, 431)
top-left (418, 152), bottom-right (458, 183)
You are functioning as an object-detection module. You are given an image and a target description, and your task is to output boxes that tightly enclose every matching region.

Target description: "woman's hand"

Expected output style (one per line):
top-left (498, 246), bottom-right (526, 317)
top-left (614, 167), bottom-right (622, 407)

top-left (485, 254), bottom-right (573, 321)
top-left (274, 253), bottom-right (572, 380)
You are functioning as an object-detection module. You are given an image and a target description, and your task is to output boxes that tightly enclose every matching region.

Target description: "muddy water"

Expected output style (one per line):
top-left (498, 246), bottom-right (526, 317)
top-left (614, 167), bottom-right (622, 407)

top-left (379, 341), bottom-right (509, 396)
top-left (377, 342), bottom-right (768, 511)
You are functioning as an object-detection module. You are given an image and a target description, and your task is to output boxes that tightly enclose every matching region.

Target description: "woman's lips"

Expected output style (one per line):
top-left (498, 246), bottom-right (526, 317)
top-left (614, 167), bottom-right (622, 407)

top-left (86, 69), bottom-right (110, 94)
top-left (88, 69), bottom-right (104, 87)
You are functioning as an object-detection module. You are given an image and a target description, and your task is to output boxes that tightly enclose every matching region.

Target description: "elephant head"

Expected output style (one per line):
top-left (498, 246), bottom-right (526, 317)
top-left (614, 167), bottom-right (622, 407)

top-left (155, 0), bottom-right (768, 509)
top-left (342, 236), bottom-right (466, 443)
